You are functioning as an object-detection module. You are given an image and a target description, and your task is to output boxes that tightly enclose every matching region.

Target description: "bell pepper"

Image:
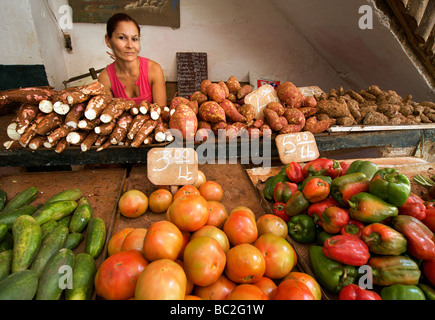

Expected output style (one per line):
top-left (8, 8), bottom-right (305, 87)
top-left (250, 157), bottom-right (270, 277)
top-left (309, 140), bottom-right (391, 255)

top-left (272, 202), bottom-right (290, 222)
top-left (307, 197), bottom-right (339, 218)
top-left (345, 160), bottom-right (379, 180)
top-left (302, 158), bottom-right (342, 179)
top-left (369, 168), bottom-right (411, 207)
top-left (317, 230), bottom-right (334, 245)
top-left (298, 175), bottom-right (332, 191)
top-left (309, 245), bottom-right (357, 294)
top-left (323, 234), bottom-right (370, 266)
top-left (338, 284), bottom-right (382, 300)
top-left (317, 206), bottom-right (349, 234)
top-left (398, 193), bottom-right (426, 220)
top-left (285, 161), bottom-right (306, 183)
top-left (287, 214), bottom-right (316, 244)
top-left (340, 219), bottom-right (365, 238)
top-left (418, 282), bottom-right (435, 300)
top-left (284, 191), bottom-right (310, 217)
top-left (422, 259), bottom-right (435, 286)
top-left (392, 215), bottom-right (435, 260)
top-left (348, 192), bottom-right (398, 224)
top-left (263, 167), bottom-right (289, 200)
top-left (380, 284), bottom-right (426, 300)
top-left (331, 172), bottom-right (370, 207)
top-left (368, 255), bottom-right (421, 286)
top-left (273, 181), bottom-right (298, 203)
top-left (339, 161), bottom-right (351, 176)
top-left (361, 223), bottom-right (407, 256)
top-left (302, 177), bottom-right (330, 203)
top-left (422, 201), bottom-right (435, 232)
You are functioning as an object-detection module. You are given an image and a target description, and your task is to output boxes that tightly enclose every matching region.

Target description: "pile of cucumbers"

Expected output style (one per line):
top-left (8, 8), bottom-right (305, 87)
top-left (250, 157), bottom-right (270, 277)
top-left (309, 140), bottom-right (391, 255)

top-left (0, 187), bottom-right (106, 300)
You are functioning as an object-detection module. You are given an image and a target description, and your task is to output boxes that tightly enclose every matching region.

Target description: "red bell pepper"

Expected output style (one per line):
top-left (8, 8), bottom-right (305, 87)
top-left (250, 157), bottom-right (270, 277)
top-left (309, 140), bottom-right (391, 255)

top-left (323, 234), bottom-right (370, 266)
top-left (302, 158), bottom-right (342, 179)
top-left (422, 259), bottom-right (435, 287)
top-left (398, 193), bottom-right (426, 220)
top-left (339, 161), bottom-right (351, 176)
top-left (340, 219), bottom-right (364, 238)
top-left (302, 177), bottom-right (330, 203)
top-left (272, 202), bottom-right (290, 222)
top-left (307, 197), bottom-right (339, 218)
top-left (273, 181), bottom-right (298, 203)
top-left (338, 284), bottom-right (382, 300)
top-left (285, 161), bottom-right (306, 183)
top-left (318, 206), bottom-right (349, 234)
top-left (422, 201), bottom-right (435, 232)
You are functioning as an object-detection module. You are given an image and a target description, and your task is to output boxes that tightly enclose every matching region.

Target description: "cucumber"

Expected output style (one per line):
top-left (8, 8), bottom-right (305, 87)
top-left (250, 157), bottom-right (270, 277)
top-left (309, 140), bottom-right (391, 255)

top-left (1, 186), bottom-right (38, 214)
top-left (0, 205), bottom-right (36, 230)
top-left (0, 224), bottom-right (7, 242)
top-left (40, 220), bottom-right (58, 239)
top-left (30, 225), bottom-right (69, 276)
top-left (0, 233), bottom-right (13, 253)
top-left (0, 189), bottom-right (7, 211)
top-left (85, 217), bottom-right (106, 259)
top-left (65, 253), bottom-right (97, 300)
top-left (0, 250), bottom-right (12, 281)
top-left (11, 215), bottom-right (42, 273)
top-left (57, 215), bottom-right (72, 228)
top-left (36, 248), bottom-right (75, 300)
top-left (45, 188), bottom-right (83, 205)
top-left (32, 200), bottom-right (78, 225)
top-left (0, 270), bottom-right (38, 300)
top-left (64, 232), bottom-right (84, 250)
top-left (69, 198), bottom-right (92, 233)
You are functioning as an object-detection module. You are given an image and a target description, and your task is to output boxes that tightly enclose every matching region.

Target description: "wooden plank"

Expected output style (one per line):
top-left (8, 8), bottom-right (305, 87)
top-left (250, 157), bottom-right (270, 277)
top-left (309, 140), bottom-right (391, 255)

top-left (327, 123), bottom-right (435, 132)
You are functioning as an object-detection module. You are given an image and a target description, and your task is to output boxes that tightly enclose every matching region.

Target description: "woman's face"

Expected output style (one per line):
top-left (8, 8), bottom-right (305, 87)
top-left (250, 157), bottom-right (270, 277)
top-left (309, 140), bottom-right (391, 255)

top-left (106, 21), bottom-right (140, 62)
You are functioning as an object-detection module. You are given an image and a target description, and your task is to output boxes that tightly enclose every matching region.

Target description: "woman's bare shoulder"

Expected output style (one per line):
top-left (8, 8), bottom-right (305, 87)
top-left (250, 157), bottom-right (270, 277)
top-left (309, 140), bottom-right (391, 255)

top-left (98, 68), bottom-right (112, 93)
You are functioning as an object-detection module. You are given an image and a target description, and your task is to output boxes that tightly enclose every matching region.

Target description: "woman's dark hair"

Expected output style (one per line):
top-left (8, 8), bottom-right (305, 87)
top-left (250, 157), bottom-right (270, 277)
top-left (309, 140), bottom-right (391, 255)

top-left (106, 13), bottom-right (140, 38)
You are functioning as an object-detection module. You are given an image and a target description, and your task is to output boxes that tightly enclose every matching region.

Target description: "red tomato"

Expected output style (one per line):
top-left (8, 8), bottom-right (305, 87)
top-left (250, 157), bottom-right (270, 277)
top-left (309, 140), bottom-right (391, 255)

top-left (199, 181), bottom-right (224, 201)
top-left (173, 185), bottom-right (200, 200)
top-left (135, 259), bottom-right (187, 300)
top-left (167, 194), bottom-right (209, 232)
top-left (193, 274), bottom-right (236, 300)
top-left (230, 206), bottom-right (256, 220)
top-left (118, 190), bottom-right (148, 218)
top-left (254, 233), bottom-right (295, 279)
top-left (253, 277), bottom-right (277, 299)
top-left (256, 214), bottom-right (288, 238)
top-left (183, 236), bottom-right (226, 286)
top-left (225, 243), bottom-right (266, 284)
top-left (206, 200), bottom-right (228, 228)
top-left (107, 227), bottom-right (134, 256)
top-left (148, 189), bottom-right (173, 214)
top-left (185, 295), bottom-right (202, 300)
top-left (175, 259), bottom-right (194, 295)
top-left (142, 220), bottom-right (183, 261)
top-left (283, 272), bottom-right (322, 300)
top-left (95, 250), bottom-right (148, 300)
top-left (121, 228), bottom-right (147, 253)
top-left (273, 279), bottom-right (316, 300)
top-left (227, 284), bottom-right (269, 300)
top-left (178, 230), bottom-right (191, 260)
top-left (191, 225), bottom-right (230, 253)
top-left (223, 210), bottom-right (258, 246)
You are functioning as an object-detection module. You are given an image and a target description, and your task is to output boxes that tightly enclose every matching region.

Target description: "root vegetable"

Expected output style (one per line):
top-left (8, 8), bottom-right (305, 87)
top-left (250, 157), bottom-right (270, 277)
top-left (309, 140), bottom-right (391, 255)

top-left (0, 87), bottom-right (56, 108)
top-left (225, 124), bottom-right (239, 139)
top-left (316, 99), bottom-right (352, 118)
top-left (94, 121), bottom-right (116, 136)
top-left (131, 119), bottom-right (157, 147)
top-left (96, 140), bottom-right (112, 152)
top-left (266, 102), bottom-right (285, 116)
top-left (47, 125), bottom-right (72, 144)
top-left (299, 107), bottom-right (318, 117)
top-left (94, 135), bottom-right (107, 147)
top-left (187, 100), bottom-right (199, 115)
top-left (237, 85), bottom-right (253, 100)
top-left (66, 90), bottom-right (90, 105)
top-left (154, 118), bottom-right (168, 143)
top-left (170, 97), bottom-right (190, 112)
top-left (39, 100), bottom-right (53, 114)
top-left (84, 95), bottom-right (107, 120)
top-left (65, 103), bottom-right (85, 129)
top-left (19, 123), bottom-right (37, 147)
top-left (138, 100), bottom-right (150, 115)
top-left (239, 104), bottom-right (256, 126)
top-left (303, 97), bottom-right (317, 107)
top-left (66, 131), bottom-right (88, 145)
top-left (7, 122), bottom-right (21, 141)
top-left (127, 114), bottom-right (150, 140)
top-left (80, 81), bottom-right (105, 96)
top-left (100, 99), bottom-right (127, 123)
top-left (220, 99), bottom-right (246, 122)
top-left (55, 138), bottom-right (68, 153)
top-left (276, 82), bottom-right (304, 108)
top-left (304, 116), bottom-right (335, 134)
top-left (169, 104), bottom-right (198, 140)
top-left (207, 83), bottom-right (226, 103)
top-left (149, 103), bottom-right (161, 120)
top-left (253, 117), bottom-right (264, 128)
top-left (226, 76), bottom-right (241, 94)
top-left (345, 90), bottom-right (365, 104)
top-left (4, 140), bottom-right (20, 150)
top-left (160, 106), bottom-right (171, 122)
top-left (109, 112), bottom-right (133, 145)
top-left (190, 91), bottom-right (207, 105)
top-left (53, 101), bottom-right (70, 115)
top-left (35, 112), bottom-right (64, 135)
top-left (16, 104), bottom-right (39, 134)
top-left (201, 79), bottom-right (212, 95)
top-left (283, 107), bottom-right (306, 127)
top-left (218, 81), bottom-right (230, 98)
top-left (279, 124), bottom-right (304, 134)
top-left (198, 101), bottom-right (226, 123)
top-left (263, 108), bottom-right (283, 131)
top-left (78, 118), bottom-right (101, 131)
top-left (211, 121), bottom-right (227, 135)
top-left (28, 136), bottom-right (46, 150)
top-left (362, 111), bottom-right (389, 125)
top-left (81, 131), bottom-right (99, 152)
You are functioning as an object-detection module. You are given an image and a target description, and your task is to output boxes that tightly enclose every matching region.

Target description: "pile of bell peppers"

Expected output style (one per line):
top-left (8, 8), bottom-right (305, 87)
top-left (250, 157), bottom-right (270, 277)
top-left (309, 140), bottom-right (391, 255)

top-left (264, 157), bottom-right (435, 300)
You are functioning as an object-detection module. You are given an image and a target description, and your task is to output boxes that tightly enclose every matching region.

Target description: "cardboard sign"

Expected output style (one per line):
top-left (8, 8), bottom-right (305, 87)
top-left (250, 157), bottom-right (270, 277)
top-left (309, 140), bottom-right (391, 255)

top-left (147, 148), bottom-right (198, 186)
top-left (275, 132), bottom-right (319, 164)
top-left (244, 84), bottom-right (280, 119)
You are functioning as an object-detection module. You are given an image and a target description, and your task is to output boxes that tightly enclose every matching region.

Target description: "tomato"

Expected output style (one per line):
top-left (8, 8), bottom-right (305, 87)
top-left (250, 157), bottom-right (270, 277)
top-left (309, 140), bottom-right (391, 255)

top-left (254, 233), bottom-right (295, 279)
top-left (148, 189), bottom-right (173, 214)
top-left (107, 227), bottom-right (134, 256)
top-left (118, 189), bottom-right (148, 218)
top-left (223, 210), bottom-right (258, 246)
top-left (173, 185), bottom-right (200, 200)
top-left (191, 225), bottom-right (230, 253)
top-left (253, 276), bottom-right (277, 299)
top-left (183, 236), bottom-right (226, 286)
top-left (135, 259), bottom-right (187, 300)
top-left (178, 230), bottom-right (191, 260)
top-left (225, 243), bottom-right (266, 284)
top-left (206, 200), bottom-right (228, 228)
top-left (193, 170), bottom-right (207, 189)
top-left (273, 279), bottom-right (316, 300)
top-left (175, 259), bottom-right (194, 295)
top-left (283, 272), bottom-right (322, 300)
top-left (199, 181), bottom-right (224, 201)
top-left (185, 295), bottom-right (202, 300)
top-left (256, 214), bottom-right (288, 238)
top-left (95, 250), bottom-right (148, 300)
top-left (230, 206), bottom-right (256, 220)
top-left (167, 194), bottom-right (209, 232)
top-left (120, 228), bottom-right (147, 253)
top-left (142, 220), bottom-right (183, 261)
top-left (227, 284), bottom-right (269, 300)
top-left (193, 274), bottom-right (236, 300)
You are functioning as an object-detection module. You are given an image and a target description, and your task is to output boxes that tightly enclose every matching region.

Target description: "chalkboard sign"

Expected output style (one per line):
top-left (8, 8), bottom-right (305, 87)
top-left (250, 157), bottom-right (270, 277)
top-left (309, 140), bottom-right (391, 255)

top-left (176, 52), bottom-right (208, 99)
top-left (275, 132), bottom-right (319, 164)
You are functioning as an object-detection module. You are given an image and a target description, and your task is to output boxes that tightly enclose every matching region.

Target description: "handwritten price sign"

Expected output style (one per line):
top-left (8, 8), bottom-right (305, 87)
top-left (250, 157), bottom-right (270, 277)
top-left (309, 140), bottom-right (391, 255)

top-left (147, 148), bottom-right (198, 186)
top-left (275, 132), bottom-right (319, 164)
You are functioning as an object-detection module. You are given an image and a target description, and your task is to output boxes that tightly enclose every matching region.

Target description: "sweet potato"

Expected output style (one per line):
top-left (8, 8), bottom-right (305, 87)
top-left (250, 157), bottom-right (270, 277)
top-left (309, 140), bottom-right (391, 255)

top-left (187, 100), bottom-right (199, 115)
top-left (225, 124), bottom-right (239, 139)
top-left (170, 96), bottom-right (190, 112)
top-left (190, 91), bottom-right (208, 105)
top-left (169, 104), bottom-right (198, 140)
top-left (303, 96), bottom-right (317, 108)
top-left (207, 83), bottom-right (226, 103)
top-left (220, 99), bottom-right (246, 122)
top-left (239, 104), bottom-right (256, 126)
top-left (201, 79), bottom-right (212, 95)
top-left (276, 82), bottom-right (304, 108)
top-left (237, 85), bottom-right (253, 100)
top-left (283, 108), bottom-right (306, 127)
top-left (263, 108), bottom-right (282, 131)
top-left (304, 116), bottom-right (335, 134)
top-left (211, 121), bottom-right (227, 135)
top-left (279, 124), bottom-right (304, 134)
top-left (266, 102), bottom-right (285, 116)
top-left (226, 76), bottom-right (241, 94)
top-left (218, 81), bottom-right (230, 98)
top-left (253, 117), bottom-right (264, 128)
top-left (198, 101), bottom-right (226, 123)
top-left (299, 107), bottom-right (318, 117)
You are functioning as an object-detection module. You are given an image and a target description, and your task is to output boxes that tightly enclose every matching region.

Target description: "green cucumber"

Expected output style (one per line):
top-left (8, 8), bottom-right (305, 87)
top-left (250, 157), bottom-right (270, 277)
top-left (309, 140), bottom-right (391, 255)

top-left (0, 224), bottom-right (7, 242)
top-left (1, 186), bottom-right (38, 214)
top-left (11, 215), bottom-right (42, 273)
top-left (0, 233), bottom-right (13, 253)
top-left (65, 253), bottom-right (96, 300)
top-left (69, 198), bottom-right (92, 233)
top-left (0, 250), bottom-right (12, 281)
top-left (45, 188), bottom-right (83, 205)
top-left (36, 248), bottom-right (75, 300)
top-left (40, 220), bottom-right (59, 239)
top-left (32, 200), bottom-right (78, 225)
top-left (57, 215), bottom-right (72, 228)
top-left (85, 217), bottom-right (106, 259)
top-left (30, 225), bottom-right (69, 276)
top-left (64, 232), bottom-right (84, 250)
top-left (0, 269), bottom-right (38, 300)
top-left (0, 190), bottom-right (7, 211)
top-left (0, 205), bottom-right (36, 230)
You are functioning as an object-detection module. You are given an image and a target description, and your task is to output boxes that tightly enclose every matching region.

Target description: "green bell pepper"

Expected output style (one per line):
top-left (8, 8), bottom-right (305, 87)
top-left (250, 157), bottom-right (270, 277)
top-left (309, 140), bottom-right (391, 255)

top-left (369, 168), bottom-right (411, 207)
top-left (381, 284), bottom-right (426, 300)
top-left (287, 214), bottom-right (316, 244)
top-left (317, 230), bottom-right (334, 245)
top-left (284, 191), bottom-right (310, 217)
top-left (348, 192), bottom-right (398, 223)
top-left (331, 172), bottom-right (370, 207)
top-left (345, 160), bottom-right (379, 180)
top-left (309, 245), bottom-right (357, 294)
top-left (418, 282), bottom-right (435, 300)
top-left (368, 255), bottom-right (421, 286)
top-left (263, 167), bottom-right (289, 201)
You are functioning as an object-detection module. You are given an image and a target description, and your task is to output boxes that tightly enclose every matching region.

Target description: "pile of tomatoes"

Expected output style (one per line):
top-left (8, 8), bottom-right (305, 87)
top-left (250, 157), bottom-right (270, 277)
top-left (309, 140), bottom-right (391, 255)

top-left (94, 174), bottom-right (321, 300)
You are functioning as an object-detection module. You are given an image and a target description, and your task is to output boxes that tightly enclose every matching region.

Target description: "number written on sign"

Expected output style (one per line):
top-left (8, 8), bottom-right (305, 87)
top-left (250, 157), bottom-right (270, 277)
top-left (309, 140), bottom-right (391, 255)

top-left (275, 132), bottom-right (319, 164)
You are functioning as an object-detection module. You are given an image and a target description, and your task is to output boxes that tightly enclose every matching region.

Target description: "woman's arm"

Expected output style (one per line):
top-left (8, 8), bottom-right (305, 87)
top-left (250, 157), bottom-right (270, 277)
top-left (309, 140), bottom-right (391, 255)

top-left (97, 69), bottom-right (114, 98)
top-left (148, 60), bottom-right (167, 107)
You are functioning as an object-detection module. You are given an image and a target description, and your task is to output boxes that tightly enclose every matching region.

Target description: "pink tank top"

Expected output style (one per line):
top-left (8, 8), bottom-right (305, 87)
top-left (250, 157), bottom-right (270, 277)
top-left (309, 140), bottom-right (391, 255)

top-left (106, 56), bottom-right (153, 105)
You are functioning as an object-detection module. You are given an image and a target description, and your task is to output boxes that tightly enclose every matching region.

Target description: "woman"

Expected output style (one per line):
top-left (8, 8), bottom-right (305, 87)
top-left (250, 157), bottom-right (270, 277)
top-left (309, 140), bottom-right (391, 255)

top-left (98, 13), bottom-right (167, 107)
